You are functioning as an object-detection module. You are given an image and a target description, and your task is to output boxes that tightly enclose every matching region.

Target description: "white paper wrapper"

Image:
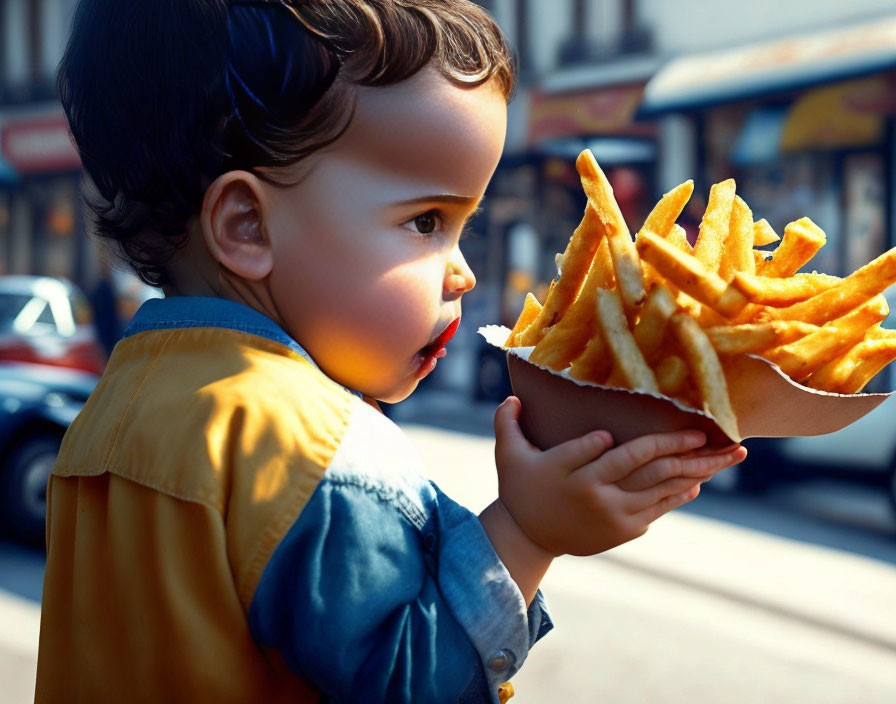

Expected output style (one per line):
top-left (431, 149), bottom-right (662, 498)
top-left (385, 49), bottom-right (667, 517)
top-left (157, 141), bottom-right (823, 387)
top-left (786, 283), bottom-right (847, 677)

top-left (480, 325), bottom-right (891, 449)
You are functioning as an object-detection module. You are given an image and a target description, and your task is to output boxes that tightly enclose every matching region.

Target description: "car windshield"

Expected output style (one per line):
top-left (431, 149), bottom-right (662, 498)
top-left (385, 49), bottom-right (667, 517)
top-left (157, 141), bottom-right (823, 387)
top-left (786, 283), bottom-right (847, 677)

top-left (0, 293), bottom-right (34, 331)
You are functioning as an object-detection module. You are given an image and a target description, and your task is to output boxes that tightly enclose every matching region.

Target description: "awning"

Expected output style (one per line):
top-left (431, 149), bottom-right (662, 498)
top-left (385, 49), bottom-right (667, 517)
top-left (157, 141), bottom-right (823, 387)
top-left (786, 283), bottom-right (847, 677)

top-left (639, 15), bottom-right (896, 116)
top-left (730, 77), bottom-right (887, 166)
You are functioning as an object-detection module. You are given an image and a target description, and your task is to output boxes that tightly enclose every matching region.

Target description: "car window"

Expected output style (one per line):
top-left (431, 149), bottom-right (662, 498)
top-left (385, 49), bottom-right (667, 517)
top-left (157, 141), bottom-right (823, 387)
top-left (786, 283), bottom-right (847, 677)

top-left (36, 300), bottom-right (56, 326)
top-left (0, 293), bottom-right (33, 331)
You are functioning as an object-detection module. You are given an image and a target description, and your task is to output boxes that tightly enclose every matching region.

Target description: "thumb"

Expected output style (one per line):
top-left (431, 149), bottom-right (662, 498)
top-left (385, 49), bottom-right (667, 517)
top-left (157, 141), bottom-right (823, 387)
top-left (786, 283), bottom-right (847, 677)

top-left (494, 396), bottom-right (537, 452)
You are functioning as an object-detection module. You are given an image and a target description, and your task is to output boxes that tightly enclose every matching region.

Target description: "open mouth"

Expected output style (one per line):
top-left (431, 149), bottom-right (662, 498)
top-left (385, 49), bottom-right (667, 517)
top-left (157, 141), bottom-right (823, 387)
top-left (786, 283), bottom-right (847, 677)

top-left (415, 318), bottom-right (460, 378)
top-left (421, 318), bottom-right (460, 358)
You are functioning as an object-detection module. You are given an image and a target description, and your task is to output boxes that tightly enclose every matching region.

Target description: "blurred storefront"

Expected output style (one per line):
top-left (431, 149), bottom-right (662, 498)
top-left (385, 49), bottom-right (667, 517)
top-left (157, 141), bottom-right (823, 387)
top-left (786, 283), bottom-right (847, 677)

top-left (490, 72), bottom-right (660, 330)
top-left (0, 106), bottom-right (88, 283)
top-left (0, 105), bottom-right (161, 337)
top-left (639, 15), bottom-right (896, 276)
top-left (458, 65), bottom-right (662, 399)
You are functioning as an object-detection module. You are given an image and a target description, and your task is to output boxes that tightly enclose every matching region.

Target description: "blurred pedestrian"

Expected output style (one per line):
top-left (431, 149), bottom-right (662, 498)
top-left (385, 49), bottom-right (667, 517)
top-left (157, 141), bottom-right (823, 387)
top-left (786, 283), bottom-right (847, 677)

top-left (88, 258), bottom-right (122, 358)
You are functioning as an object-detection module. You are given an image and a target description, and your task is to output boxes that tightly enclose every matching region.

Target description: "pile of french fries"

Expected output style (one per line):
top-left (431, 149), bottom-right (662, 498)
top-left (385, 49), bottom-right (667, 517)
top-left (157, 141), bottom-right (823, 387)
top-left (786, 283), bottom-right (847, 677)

top-left (504, 149), bottom-right (896, 434)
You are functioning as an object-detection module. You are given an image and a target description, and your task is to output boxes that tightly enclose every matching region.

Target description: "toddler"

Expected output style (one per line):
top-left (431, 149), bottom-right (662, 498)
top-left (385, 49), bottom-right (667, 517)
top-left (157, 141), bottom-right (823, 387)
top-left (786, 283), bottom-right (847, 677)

top-left (35, 1), bottom-right (746, 702)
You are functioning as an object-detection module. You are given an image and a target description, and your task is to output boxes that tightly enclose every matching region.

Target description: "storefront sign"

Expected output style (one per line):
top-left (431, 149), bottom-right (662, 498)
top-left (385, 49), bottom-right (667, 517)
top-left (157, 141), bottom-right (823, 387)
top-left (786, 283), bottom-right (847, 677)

top-left (1, 112), bottom-right (81, 174)
top-left (781, 78), bottom-right (885, 152)
top-left (529, 84), bottom-right (654, 144)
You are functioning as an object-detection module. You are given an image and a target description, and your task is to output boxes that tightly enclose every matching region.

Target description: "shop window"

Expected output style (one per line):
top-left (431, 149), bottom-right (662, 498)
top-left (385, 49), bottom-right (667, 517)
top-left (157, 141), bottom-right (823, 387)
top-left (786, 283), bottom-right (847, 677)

top-left (843, 153), bottom-right (886, 274)
top-left (0, 194), bottom-right (10, 275)
top-left (737, 155), bottom-right (840, 275)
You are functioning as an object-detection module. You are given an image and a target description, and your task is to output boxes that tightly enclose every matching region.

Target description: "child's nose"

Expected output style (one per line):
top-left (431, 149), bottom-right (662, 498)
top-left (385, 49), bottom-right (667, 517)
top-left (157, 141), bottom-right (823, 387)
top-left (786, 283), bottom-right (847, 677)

top-left (444, 252), bottom-right (476, 298)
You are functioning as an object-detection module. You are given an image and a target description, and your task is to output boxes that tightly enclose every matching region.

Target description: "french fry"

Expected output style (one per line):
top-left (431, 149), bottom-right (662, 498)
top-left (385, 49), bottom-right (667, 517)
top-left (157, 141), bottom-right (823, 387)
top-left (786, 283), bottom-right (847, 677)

top-left (595, 287), bottom-right (659, 393)
top-left (529, 240), bottom-right (613, 369)
top-left (719, 196), bottom-right (754, 281)
top-left (756, 217), bottom-right (826, 278)
top-left (752, 219), bottom-right (780, 247)
top-left (677, 294), bottom-right (729, 327)
top-left (503, 150), bottom-right (896, 440)
top-left (670, 313), bottom-right (739, 438)
top-left (763, 248), bottom-right (896, 325)
top-left (706, 320), bottom-right (819, 355)
top-left (640, 180), bottom-right (694, 239)
top-left (504, 293), bottom-right (542, 347)
top-left (666, 224), bottom-right (693, 254)
top-left (568, 329), bottom-right (612, 384)
top-left (655, 355), bottom-right (689, 396)
top-left (730, 271), bottom-right (841, 307)
top-left (752, 249), bottom-right (772, 268)
top-left (516, 205), bottom-right (602, 345)
top-left (636, 231), bottom-right (749, 318)
top-left (632, 284), bottom-right (678, 361)
top-left (693, 179), bottom-right (736, 273)
top-left (576, 150), bottom-right (646, 314)
top-left (762, 297), bottom-right (889, 382)
top-left (808, 337), bottom-right (896, 394)
top-left (592, 236), bottom-right (616, 289)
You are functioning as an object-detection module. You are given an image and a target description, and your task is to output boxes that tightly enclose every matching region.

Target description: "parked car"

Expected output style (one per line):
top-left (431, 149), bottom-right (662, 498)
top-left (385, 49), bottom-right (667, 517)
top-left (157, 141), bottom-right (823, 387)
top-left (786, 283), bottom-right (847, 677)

top-left (0, 275), bottom-right (107, 376)
top-left (0, 361), bottom-right (98, 544)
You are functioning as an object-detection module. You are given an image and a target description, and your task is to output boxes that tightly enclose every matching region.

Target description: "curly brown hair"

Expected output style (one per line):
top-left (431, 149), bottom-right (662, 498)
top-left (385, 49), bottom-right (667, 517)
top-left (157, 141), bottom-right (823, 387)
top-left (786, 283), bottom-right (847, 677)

top-left (59, 0), bottom-right (515, 286)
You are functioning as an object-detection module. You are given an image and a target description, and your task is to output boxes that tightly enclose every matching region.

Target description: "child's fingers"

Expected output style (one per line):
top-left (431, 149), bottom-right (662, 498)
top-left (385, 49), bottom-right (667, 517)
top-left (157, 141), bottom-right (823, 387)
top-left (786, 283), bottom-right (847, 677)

top-left (542, 428), bottom-right (614, 474)
top-left (630, 484), bottom-right (702, 526)
top-left (590, 429), bottom-right (708, 483)
top-left (617, 444), bottom-right (747, 492)
top-left (626, 475), bottom-right (708, 513)
top-left (676, 442), bottom-right (743, 460)
top-left (493, 396), bottom-right (539, 454)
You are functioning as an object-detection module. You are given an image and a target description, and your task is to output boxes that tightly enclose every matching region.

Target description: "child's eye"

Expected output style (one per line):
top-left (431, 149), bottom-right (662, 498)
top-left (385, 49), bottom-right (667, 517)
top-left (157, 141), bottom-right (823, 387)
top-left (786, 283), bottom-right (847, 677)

top-left (404, 210), bottom-right (442, 235)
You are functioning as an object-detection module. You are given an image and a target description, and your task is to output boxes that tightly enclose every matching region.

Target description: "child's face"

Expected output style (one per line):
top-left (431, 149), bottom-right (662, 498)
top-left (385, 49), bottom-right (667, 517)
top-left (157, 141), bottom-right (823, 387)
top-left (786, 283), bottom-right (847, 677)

top-left (263, 66), bottom-right (507, 402)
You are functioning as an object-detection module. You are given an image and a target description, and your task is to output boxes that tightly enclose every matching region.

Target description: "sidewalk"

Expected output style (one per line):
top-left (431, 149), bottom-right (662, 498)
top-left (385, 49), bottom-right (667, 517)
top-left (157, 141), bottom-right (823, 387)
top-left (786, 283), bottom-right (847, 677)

top-left (403, 422), bottom-right (896, 646)
top-left (3, 415), bottom-right (895, 703)
top-left (0, 590), bottom-right (39, 704)
top-left (404, 422), bottom-right (896, 702)
top-left (397, 392), bottom-right (896, 650)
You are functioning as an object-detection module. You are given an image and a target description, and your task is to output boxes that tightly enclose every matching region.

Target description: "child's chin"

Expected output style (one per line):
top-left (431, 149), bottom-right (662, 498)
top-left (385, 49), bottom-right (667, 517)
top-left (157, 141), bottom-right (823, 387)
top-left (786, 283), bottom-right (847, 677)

top-left (378, 384), bottom-right (418, 405)
top-left (367, 376), bottom-right (420, 406)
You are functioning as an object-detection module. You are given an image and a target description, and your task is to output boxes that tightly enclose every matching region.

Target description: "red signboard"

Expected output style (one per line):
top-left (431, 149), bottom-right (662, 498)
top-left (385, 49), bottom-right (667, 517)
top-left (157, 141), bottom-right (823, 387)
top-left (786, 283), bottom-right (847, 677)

top-left (528, 84), bottom-right (655, 145)
top-left (1, 112), bottom-right (81, 174)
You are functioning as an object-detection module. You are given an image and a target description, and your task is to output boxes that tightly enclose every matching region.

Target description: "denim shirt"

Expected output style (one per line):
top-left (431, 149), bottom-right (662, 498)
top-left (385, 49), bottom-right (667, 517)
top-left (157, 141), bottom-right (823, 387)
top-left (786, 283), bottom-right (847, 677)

top-left (124, 296), bottom-right (553, 703)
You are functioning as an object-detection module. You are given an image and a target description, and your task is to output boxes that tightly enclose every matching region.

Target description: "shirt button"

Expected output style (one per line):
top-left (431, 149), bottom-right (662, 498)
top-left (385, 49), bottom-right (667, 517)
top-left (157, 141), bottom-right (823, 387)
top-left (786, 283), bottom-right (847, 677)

top-left (488, 650), bottom-right (515, 672)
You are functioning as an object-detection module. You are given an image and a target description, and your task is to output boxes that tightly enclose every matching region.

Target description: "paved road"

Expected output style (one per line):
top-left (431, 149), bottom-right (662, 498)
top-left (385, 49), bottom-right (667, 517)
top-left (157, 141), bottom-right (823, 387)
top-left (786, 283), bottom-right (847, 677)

top-left (404, 423), bottom-right (896, 703)
top-left (3, 415), bottom-right (896, 703)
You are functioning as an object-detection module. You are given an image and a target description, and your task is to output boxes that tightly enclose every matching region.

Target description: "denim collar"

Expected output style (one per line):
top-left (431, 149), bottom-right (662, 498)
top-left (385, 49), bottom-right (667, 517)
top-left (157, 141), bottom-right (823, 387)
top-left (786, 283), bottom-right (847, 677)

top-left (124, 296), bottom-right (318, 367)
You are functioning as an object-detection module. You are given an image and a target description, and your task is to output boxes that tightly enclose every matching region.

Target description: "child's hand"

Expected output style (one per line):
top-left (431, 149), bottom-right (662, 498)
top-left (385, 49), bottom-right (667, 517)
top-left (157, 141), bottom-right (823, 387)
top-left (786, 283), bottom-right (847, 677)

top-left (493, 396), bottom-right (747, 556)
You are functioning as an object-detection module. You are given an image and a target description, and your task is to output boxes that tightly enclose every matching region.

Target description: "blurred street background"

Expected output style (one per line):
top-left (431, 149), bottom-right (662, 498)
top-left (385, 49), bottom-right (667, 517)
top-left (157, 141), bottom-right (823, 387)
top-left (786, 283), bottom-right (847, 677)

top-left (4, 0), bottom-right (896, 702)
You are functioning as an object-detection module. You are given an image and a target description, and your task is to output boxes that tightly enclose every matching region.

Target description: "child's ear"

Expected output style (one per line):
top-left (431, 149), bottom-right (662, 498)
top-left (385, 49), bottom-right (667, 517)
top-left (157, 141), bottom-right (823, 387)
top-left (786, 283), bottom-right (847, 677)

top-left (200, 172), bottom-right (273, 281)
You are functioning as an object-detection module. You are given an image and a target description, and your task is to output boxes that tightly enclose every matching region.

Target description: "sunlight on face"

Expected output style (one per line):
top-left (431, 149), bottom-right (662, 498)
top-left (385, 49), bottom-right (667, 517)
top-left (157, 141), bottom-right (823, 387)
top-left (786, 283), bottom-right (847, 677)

top-left (263, 66), bottom-right (507, 402)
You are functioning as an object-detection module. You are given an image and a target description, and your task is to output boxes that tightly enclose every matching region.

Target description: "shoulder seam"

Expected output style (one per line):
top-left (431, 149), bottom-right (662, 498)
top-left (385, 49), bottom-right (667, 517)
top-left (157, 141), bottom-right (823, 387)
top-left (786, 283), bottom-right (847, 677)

top-left (322, 473), bottom-right (429, 531)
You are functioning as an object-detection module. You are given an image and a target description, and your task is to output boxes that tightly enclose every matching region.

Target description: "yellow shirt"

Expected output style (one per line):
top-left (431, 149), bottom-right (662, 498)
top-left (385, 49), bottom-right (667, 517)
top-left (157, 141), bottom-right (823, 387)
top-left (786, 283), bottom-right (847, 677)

top-left (35, 323), bottom-right (351, 703)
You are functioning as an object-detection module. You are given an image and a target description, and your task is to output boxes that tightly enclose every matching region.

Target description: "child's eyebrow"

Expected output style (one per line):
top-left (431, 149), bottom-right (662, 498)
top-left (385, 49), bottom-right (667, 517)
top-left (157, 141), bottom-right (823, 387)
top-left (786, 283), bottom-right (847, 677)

top-left (393, 194), bottom-right (481, 208)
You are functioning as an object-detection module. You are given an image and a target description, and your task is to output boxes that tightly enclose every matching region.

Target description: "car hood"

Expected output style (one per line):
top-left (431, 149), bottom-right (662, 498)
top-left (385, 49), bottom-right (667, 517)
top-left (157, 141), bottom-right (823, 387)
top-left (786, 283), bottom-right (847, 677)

top-left (0, 362), bottom-right (99, 402)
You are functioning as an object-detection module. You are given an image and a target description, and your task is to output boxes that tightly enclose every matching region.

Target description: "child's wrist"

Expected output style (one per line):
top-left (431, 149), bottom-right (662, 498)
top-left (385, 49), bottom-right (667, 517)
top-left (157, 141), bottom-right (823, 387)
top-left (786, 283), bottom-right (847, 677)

top-left (493, 498), bottom-right (556, 559)
top-left (480, 499), bottom-right (553, 605)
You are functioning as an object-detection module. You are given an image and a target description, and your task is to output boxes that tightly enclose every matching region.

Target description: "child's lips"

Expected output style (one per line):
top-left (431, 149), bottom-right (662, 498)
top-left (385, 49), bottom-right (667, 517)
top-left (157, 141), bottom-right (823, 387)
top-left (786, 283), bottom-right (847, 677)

top-left (427, 318), bottom-right (461, 354)
top-left (415, 318), bottom-right (460, 378)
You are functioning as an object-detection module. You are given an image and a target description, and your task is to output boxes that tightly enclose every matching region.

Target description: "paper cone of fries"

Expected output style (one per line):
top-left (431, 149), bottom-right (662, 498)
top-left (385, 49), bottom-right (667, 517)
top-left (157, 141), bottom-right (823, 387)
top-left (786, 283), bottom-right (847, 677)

top-left (486, 150), bottom-right (894, 449)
